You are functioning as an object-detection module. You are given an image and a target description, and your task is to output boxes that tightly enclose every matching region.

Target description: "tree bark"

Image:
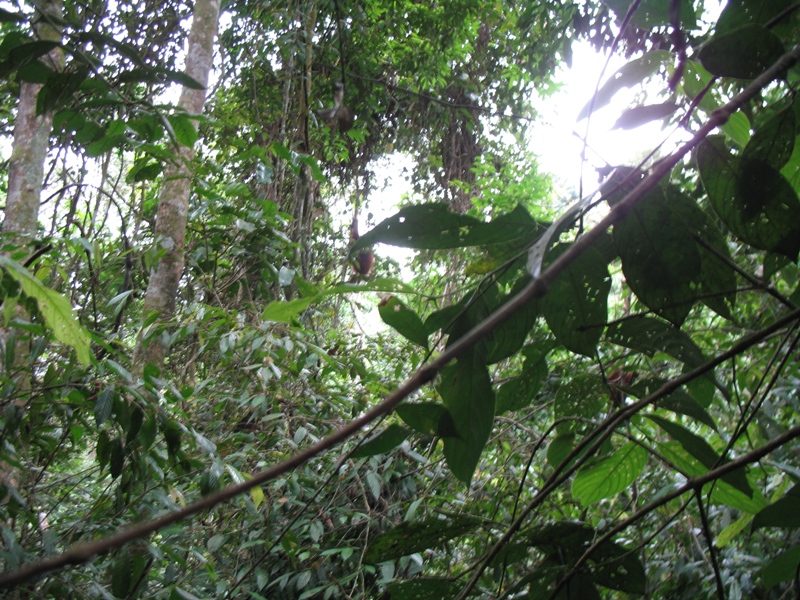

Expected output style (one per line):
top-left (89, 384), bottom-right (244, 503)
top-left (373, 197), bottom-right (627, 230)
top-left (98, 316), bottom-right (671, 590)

top-left (133, 0), bottom-right (220, 371)
top-left (3, 0), bottom-right (64, 243)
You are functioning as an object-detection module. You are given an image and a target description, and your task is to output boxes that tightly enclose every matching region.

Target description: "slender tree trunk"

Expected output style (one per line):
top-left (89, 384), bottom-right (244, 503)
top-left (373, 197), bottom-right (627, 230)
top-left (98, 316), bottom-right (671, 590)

top-left (3, 0), bottom-right (64, 243)
top-left (133, 0), bottom-right (220, 371)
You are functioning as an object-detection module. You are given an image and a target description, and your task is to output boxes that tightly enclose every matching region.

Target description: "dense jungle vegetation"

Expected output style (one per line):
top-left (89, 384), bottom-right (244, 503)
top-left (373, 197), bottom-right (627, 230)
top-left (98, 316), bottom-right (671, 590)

top-left (1, 0), bottom-right (800, 598)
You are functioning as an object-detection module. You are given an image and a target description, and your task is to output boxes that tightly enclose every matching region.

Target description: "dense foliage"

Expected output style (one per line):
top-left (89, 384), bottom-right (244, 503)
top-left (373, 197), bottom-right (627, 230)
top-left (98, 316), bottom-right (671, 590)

top-left (1, 0), bottom-right (800, 598)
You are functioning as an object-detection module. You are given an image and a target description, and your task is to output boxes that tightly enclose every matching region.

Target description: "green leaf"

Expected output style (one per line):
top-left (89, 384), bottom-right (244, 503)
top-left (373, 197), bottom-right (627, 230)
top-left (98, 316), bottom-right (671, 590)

top-left (606, 315), bottom-right (709, 375)
top-left (378, 296), bottom-right (428, 348)
top-left (127, 159), bottom-right (163, 183)
top-left (485, 279), bottom-right (540, 364)
top-left (364, 515), bottom-right (481, 563)
top-left (698, 25), bottom-right (785, 80)
top-left (612, 102), bottom-right (678, 130)
top-left (0, 257), bottom-right (92, 365)
top-left (716, 0), bottom-right (795, 34)
top-left (630, 379), bottom-right (717, 429)
top-left (396, 402), bottom-right (450, 436)
top-left (109, 437), bottom-right (124, 480)
top-left (613, 188), bottom-right (701, 326)
top-left (720, 111), bottom-right (752, 147)
top-left (110, 548), bottom-right (134, 598)
top-left (353, 203), bottom-right (481, 251)
top-left (387, 578), bottom-right (460, 600)
top-left (438, 354), bottom-right (495, 484)
top-left (572, 442), bottom-right (648, 506)
top-left (496, 344), bottom-right (549, 414)
top-left (95, 388), bottom-right (114, 426)
top-left (351, 424), bottom-right (410, 458)
top-left (752, 485), bottom-right (800, 531)
top-left (554, 374), bottom-right (606, 434)
top-left (698, 136), bottom-right (800, 260)
top-left (665, 185), bottom-right (736, 320)
top-left (542, 244), bottom-right (611, 356)
top-left (759, 543), bottom-right (800, 589)
top-left (742, 108), bottom-right (796, 170)
top-left (547, 433), bottom-right (576, 469)
top-left (167, 113), bottom-right (199, 147)
top-left (577, 51), bottom-right (671, 120)
top-left (648, 415), bottom-right (753, 497)
top-left (164, 69), bottom-right (205, 90)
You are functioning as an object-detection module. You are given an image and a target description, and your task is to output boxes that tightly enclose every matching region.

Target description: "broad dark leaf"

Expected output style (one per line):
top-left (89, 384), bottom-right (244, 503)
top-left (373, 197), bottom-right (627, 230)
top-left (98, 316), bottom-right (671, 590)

top-left (351, 424), bottom-right (410, 458)
top-left (606, 315), bottom-right (708, 371)
top-left (438, 354), bottom-right (495, 484)
top-left (630, 379), bottom-right (717, 429)
top-left (665, 186), bottom-right (736, 320)
top-left (554, 374), bottom-right (606, 434)
top-left (396, 402), bottom-right (450, 436)
top-left (379, 296), bottom-right (429, 348)
top-left (742, 108), bottom-right (796, 170)
top-left (364, 515), bottom-right (481, 563)
top-left (760, 544), bottom-right (800, 589)
top-left (715, 0), bottom-right (795, 34)
top-left (698, 136), bottom-right (800, 260)
top-left (614, 189), bottom-right (701, 325)
top-left (648, 415), bottom-right (753, 497)
top-left (354, 203), bottom-right (542, 252)
top-left (542, 244), bottom-right (610, 356)
top-left (496, 343), bottom-right (549, 414)
top-left (752, 485), bottom-right (800, 530)
top-left (698, 25), bottom-right (784, 79)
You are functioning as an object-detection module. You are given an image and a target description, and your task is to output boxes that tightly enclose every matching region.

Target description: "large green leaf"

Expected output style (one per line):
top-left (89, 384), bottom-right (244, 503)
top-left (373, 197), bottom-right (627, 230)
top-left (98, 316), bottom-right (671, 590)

top-left (0, 257), bottom-right (92, 365)
top-left (542, 243), bottom-right (610, 357)
top-left (660, 186), bottom-right (737, 320)
top-left (648, 415), bottom-right (753, 497)
top-left (752, 485), bottom-right (800, 531)
top-left (742, 108), bottom-right (796, 170)
top-left (698, 25), bottom-right (785, 80)
top-left (396, 402), bottom-right (455, 437)
top-left (613, 188), bottom-right (702, 325)
top-left (485, 279), bottom-right (540, 364)
top-left (606, 315), bottom-right (708, 373)
top-left (496, 343), bottom-right (549, 414)
top-left (760, 544), bottom-right (800, 589)
top-left (378, 296), bottom-right (428, 348)
top-left (715, 0), bottom-right (795, 34)
top-left (351, 424), bottom-right (410, 458)
top-left (630, 379), bottom-right (717, 429)
top-left (363, 515), bottom-right (481, 563)
top-left (554, 374), bottom-right (606, 434)
top-left (572, 442), bottom-right (648, 506)
top-left (353, 203), bottom-right (541, 252)
top-left (698, 136), bottom-right (800, 260)
top-left (438, 354), bottom-right (495, 484)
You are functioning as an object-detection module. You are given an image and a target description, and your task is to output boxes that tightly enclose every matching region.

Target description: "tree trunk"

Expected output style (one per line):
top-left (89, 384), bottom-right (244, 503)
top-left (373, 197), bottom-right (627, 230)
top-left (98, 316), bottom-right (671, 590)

top-left (3, 0), bottom-right (64, 243)
top-left (133, 0), bottom-right (220, 371)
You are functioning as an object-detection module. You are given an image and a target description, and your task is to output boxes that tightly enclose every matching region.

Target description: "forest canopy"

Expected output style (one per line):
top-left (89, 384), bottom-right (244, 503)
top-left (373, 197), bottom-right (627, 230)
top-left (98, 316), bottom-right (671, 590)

top-left (1, 0), bottom-right (800, 598)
